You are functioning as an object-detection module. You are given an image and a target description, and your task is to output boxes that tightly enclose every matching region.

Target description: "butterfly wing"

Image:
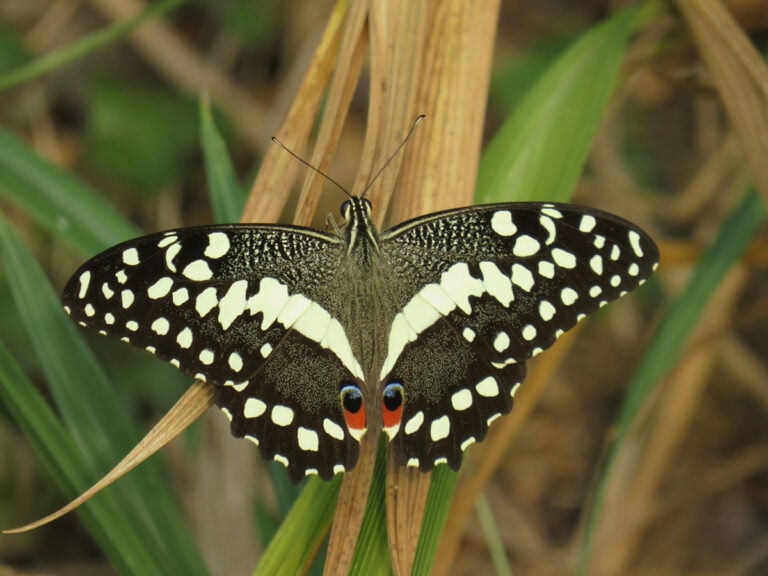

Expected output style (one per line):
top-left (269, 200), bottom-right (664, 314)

top-left (379, 203), bottom-right (658, 471)
top-left (62, 224), bottom-right (365, 481)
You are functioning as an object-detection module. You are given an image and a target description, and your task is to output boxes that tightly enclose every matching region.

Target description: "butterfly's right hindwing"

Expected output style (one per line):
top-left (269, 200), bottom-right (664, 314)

top-left (62, 224), bottom-right (363, 481)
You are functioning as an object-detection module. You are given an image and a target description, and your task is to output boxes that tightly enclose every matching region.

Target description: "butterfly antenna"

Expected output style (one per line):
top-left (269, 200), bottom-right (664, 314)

top-left (271, 137), bottom-right (352, 198)
top-left (361, 114), bottom-right (426, 198)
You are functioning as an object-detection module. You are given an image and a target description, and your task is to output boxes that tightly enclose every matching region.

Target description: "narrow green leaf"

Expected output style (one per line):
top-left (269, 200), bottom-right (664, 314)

top-left (0, 218), bottom-right (209, 575)
top-left (347, 441), bottom-right (390, 575)
top-left (253, 477), bottom-right (341, 576)
top-left (0, 342), bottom-right (160, 574)
top-left (0, 126), bottom-right (139, 255)
top-left (200, 98), bottom-right (246, 224)
top-left (577, 189), bottom-right (766, 574)
top-left (0, 0), bottom-right (188, 91)
top-left (476, 2), bottom-right (662, 204)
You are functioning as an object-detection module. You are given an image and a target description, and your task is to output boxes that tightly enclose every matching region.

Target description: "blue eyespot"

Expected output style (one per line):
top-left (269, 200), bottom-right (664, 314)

top-left (382, 381), bottom-right (404, 411)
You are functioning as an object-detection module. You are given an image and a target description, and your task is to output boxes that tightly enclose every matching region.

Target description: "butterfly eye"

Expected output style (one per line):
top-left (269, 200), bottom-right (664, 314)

top-left (381, 381), bottom-right (404, 438)
top-left (340, 384), bottom-right (366, 440)
top-left (340, 200), bottom-right (352, 219)
top-left (360, 198), bottom-right (372, 214)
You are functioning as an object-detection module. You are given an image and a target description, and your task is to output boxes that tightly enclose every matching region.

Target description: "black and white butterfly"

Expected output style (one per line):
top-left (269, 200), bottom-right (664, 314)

top-left (62, 196), bottom-right (658, 482)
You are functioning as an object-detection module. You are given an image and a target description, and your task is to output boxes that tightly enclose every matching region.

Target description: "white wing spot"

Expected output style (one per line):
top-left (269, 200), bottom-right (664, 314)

top-left (243, 398), bottom-right (266, 418)
top-left (205, 232), bottom-right (230, 259)
top-left (451, 389), bottom-right (473, 411)
top-left (297, 427), bottom-right (319, 452)
top-left (220, 407), bottom-right (233, 422)
top-left (158, 235), bottom-right (177, 248)
top-left (195, 287), bottom-right (218, 317)
top-left (539, 300), bottom-right (556, 321)
top-left (183, 259), bottom-right (213, 281)
top-left (430, 415), bottom-right (450, 441)
top-left (610, 244), bottom-right (621, 260)
top-left (511, 263), bottom-right (535, 291)
top-left (245, 435), bottom-right (259, 446)
top-left (272, 405), bottom-right (294, 427)
top-left (610, 274), bottom-right (622, 287)
top-left (126, 320), bottom-right (139, 332)
top-left (273, 454), bottom-right (289, 467)
top-left (539, 215), bottom-right (557, 244)
top-left (84, 303), bottom-right (95, 317)
top-left (579, 214), bottom-right (597, 233)
top-left (440, 262), bottom-right (485, 315)
top-left (490, 210), bottom-right (517, 236)
top-left (121, 289), bottom-right (135, 309)
top-left (122, 247), bottom-right (139, 266)
top-left (542, 206), bottom-right (563, 219)
top-left (260, 343), bottom-right (273, 358)
top-left (333, 464), bottom-right (345, 474)
top-left (104, 312), bottom-right (115, 325)
top-left (476, 376), bottom-right (499, 397)
top-left (461, 437), bottom-right (476, 451)
top-left (165, 243), bottom-right (181, 272)
top-left (199, 349), bottom-right (214, 365)
top-left (629, 230), bottom-right (644, 257)
top-left (513, 235), bottom-right (540, 257)
top-left (628, 263), bottom-right (640, 276)
top-left (115, 270), bottom-right (128, 284)
top-left (480, 261), bottom-right (514, 307)
top-left (323, 418), bottom-right (345, 440)
top-left (218, 280), bottom-right (248, 330)
top-left (177, 327), bottom-right (193, 349)
top-left (147, 277), bottom-right (173, 299)
top-left (462, 327), bottom-right (476, 342)
top-left (493, 331), bottom-right (510, 352)
top-left (172, 287), bottom-right (189, 306)
top-left (590, 254), bottom-right (604, 275)
top-left (561, 287), bottom-right (578, 305)
top-left (151, 317), bottom-right (170, 335)
top-left (405, 411), bottom-right (424, 434)
top-left (407, 458), bottom-right (420, 468)
top-left (538, 260), bottom-right (555, 279)
top-left (78, 271), bottom-right (91, 299)
top-left (522, 324), bottom-right (537, 341)
top-left (589, 285), bottom-right (602, 298)
top-left (594, 235), bottom-right (606, 249)
top-left (228, 352), bottom-right (243, 372)
top-left (101, 283), bottom-right (114, 299)
top-left (552, 248), bottom-right (576, 269)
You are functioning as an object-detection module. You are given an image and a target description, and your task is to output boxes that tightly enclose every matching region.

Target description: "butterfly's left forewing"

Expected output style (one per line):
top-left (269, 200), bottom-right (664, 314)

top-left (62, 224), bottom-right (365, 481)
top-left (379, 203), bottom-right (658, 471)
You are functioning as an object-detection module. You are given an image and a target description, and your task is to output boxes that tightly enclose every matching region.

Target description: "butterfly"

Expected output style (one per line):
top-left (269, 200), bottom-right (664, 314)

top-left (63, 196), bottom-right (658, 482)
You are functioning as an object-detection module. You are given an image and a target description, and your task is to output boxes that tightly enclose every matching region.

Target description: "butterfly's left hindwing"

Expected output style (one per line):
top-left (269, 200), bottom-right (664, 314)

top-left (62, 224), bottom-right (365, 481)
top-left (379, 203), bottom-right (658, 471)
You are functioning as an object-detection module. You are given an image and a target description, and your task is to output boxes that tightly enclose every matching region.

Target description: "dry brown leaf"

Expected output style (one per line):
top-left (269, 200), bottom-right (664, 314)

top-left (675, 0), bottom-right (768, 203)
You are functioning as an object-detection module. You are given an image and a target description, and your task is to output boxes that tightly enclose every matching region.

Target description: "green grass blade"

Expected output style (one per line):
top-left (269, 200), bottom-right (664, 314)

top-left (476, 2), bottom-right (662, 204)
top-left (200, 98), bottom-right (246, 224)
top-left (0, 218), bottom-right (209, 575)
top-left (0, 0), bottom-right (188, 92)
top-left (577, 189), bottom-right (766, 574)
top-left (253, 477), bottom-right (342, 576)
top-left (0, 126), bottom-right (139, 255)
top-left (0, 342), bottom-right (162, 574)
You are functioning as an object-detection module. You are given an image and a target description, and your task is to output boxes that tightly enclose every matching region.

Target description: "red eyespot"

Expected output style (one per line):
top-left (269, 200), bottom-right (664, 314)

top-left (381, 382), bottom-right (404, 431)
top-left (340, 384), bottom-right (366, 435)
